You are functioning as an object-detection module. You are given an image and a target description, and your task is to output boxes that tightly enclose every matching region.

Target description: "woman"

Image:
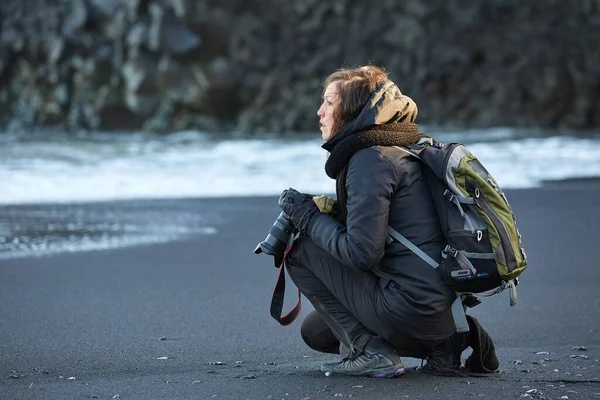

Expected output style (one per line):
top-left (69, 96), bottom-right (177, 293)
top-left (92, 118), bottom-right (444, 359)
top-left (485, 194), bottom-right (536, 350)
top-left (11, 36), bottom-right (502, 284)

top-left (278, 65), bottom-right (495, 378)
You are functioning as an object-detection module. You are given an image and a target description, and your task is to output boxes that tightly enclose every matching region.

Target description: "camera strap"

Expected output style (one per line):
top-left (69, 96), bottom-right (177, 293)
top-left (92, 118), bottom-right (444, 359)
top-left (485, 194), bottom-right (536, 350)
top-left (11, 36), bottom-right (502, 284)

top-left (269, 234), bottom-right (302, 326)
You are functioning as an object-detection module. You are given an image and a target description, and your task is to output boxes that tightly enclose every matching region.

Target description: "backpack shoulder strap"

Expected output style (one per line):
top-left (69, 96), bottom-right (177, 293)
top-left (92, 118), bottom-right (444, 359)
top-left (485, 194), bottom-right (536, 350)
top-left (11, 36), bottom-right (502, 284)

top-left (386, 226), bottom-right (469, 333)
top-left (393, 137), bottom-right (434, 159)
top-left (387, 226), bottom-right (438, 268)
top-left (392, 145), bottom-right (422, 160)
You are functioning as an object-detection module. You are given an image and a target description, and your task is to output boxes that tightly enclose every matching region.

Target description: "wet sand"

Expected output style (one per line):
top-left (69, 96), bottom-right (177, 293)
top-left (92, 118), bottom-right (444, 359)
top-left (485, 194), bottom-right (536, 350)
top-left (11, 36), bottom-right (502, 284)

top-left (1, 185), bottom-right (600, 399)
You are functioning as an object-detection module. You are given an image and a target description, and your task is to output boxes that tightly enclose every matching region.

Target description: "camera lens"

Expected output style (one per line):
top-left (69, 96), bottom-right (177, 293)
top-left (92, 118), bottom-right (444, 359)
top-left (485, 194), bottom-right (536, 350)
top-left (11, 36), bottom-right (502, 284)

top-left (254, 212), bottom-right (294, 256)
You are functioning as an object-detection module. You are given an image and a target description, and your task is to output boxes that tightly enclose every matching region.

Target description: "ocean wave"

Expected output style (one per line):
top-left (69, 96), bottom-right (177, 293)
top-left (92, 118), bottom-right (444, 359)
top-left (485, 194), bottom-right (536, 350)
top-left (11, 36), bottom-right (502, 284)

top-left (1, 129), bottom-right (599, 205)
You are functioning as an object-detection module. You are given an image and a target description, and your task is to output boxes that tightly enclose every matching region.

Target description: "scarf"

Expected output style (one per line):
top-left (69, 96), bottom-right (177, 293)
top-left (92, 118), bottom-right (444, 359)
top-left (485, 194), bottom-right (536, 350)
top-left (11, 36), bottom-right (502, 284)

top-left (324, 122), bottom-right (429, 221)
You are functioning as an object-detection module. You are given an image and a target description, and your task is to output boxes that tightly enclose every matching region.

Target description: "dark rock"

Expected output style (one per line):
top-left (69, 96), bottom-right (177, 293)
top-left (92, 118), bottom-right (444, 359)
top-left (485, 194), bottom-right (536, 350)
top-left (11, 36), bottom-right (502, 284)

top-left (88, 0), bottom-right (123, 18)
top-left (160, 23), bottom-right (201, 55)
top-left (0, 0), bottom-right (599, 133)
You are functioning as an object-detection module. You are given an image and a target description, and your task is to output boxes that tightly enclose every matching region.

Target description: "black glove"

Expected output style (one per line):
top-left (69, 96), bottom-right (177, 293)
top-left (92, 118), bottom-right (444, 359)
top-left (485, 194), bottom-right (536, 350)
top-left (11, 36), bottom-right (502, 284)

top-left (278, 188), bottom-right (321, 236)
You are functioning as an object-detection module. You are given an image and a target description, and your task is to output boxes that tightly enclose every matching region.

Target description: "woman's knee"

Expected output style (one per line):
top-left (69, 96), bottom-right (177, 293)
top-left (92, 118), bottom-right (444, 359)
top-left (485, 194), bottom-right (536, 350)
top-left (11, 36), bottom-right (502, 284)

top-left (300, 310), bottom-right (339, 354)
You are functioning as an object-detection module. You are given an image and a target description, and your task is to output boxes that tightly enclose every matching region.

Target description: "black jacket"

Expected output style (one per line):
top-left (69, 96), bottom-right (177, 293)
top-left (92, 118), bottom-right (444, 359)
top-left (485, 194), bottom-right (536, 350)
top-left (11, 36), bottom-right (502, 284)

top-left (310, 146), bottom-right (455, 339)
top-left (309, 81), bottom-right (456, 340)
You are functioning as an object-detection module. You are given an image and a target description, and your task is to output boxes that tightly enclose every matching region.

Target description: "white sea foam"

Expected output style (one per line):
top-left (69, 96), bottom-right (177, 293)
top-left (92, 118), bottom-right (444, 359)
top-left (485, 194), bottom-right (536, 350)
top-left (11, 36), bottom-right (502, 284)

top-left (1, 128), bottom-right (599, 205)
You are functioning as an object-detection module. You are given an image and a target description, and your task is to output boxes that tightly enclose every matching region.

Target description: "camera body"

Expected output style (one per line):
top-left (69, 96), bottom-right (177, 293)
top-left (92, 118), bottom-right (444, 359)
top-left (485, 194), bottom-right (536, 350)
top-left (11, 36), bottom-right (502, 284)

top-left (254, 211), bottom-right (296, 267)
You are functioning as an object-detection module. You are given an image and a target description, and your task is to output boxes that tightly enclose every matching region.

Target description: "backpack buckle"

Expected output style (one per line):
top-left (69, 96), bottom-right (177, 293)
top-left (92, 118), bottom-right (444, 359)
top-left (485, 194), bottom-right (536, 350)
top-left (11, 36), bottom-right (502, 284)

top-left (461, 293), bottom-right (482, 308)
top-left (443, 189), bottom-right (455, 202)
top-left (443, 245), bottom-right (458, 258)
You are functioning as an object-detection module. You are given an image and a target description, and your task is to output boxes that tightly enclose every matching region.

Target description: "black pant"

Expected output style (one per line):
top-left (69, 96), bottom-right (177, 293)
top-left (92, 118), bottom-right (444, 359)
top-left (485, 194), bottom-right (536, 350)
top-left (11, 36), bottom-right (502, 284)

top-left (286, 237), bottom-right (442, 359)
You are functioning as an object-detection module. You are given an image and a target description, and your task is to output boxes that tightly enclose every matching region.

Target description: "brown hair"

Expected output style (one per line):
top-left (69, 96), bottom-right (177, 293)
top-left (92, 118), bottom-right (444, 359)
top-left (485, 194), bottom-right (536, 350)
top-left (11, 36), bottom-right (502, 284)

top-left (323, 65), bottom-right (389, 135)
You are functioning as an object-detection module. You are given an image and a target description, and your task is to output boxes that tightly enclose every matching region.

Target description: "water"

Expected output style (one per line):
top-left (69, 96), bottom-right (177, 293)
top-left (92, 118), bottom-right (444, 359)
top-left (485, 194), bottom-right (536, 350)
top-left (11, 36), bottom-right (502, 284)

top-left (1, 127), bottom-right (599, 258)
top-left (0, 200), bottom-right (217, 259)
top-left (2, 127), bottom-right (600, 205)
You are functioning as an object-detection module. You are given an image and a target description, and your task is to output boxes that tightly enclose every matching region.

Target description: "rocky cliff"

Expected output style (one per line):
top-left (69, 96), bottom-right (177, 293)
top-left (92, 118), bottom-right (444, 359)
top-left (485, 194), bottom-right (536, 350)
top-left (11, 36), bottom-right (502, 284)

top-left (1, 0), bottom-right (599, 134)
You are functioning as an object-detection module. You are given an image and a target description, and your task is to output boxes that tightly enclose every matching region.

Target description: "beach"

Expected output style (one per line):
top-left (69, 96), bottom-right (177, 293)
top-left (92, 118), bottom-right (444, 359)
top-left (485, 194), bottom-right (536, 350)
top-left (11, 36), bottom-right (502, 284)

top-left (1, 184), bottom-right (600, 400)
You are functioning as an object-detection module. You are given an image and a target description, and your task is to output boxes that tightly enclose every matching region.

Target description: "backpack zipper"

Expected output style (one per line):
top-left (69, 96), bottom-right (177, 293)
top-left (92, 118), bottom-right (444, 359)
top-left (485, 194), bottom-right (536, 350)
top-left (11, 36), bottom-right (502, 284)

top-left (487, 177), bottom-right (527, 265)
top-left (469, 181), bottom-right (517, 272)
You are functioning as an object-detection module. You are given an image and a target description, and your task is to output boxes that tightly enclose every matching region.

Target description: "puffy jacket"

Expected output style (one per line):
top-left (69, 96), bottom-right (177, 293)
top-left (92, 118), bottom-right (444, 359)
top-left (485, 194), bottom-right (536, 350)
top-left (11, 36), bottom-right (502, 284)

top-left (309, 146), bottom-right (456, 339)
top-left (308, 80), bottom-right (456, 339)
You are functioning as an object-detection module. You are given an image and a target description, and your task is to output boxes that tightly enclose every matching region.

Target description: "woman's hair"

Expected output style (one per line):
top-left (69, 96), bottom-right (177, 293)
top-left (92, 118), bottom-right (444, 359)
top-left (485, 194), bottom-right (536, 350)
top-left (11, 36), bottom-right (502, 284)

top-left (323, 65), bottom-right (388, 135)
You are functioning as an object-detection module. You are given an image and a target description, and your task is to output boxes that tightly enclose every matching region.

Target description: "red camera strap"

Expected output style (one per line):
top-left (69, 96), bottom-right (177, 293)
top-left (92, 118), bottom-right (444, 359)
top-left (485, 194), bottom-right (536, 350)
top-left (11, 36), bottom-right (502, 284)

top-left (269, 236), bottom-right (302, 326)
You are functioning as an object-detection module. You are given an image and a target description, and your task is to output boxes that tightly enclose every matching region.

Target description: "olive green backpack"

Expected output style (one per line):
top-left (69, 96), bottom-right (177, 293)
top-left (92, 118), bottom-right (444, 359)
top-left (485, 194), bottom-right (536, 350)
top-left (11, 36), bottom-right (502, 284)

top-left (389, 141), bottom-right (528, 308)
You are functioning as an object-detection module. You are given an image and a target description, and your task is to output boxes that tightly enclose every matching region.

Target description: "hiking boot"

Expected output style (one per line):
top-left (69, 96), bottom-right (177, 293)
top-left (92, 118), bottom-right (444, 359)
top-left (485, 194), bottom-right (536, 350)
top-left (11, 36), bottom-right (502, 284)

top-left (419, 332), bottom-right (469, 376)
top-left (320, 342), bottom-right (405, 378)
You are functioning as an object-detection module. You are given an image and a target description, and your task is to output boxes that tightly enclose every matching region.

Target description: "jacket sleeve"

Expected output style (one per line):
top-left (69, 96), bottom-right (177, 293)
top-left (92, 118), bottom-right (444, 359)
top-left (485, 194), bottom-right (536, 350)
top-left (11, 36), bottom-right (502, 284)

top-left (309, 148), bottom-right (398, 272)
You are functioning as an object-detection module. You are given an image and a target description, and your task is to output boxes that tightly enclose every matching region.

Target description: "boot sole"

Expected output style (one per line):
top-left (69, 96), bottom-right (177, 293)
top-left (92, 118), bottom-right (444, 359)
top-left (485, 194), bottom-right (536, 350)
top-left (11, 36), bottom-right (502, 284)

top-left (372, 367), bottom-right (406, 379)
top-left (417, 366), bottom-right (465, 377)
top-left (321, 365), bottom-right (406, 379)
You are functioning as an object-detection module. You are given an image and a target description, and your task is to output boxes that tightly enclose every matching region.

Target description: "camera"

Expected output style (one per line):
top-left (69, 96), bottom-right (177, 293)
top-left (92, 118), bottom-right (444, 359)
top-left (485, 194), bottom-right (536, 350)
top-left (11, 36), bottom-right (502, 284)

top-left (254, 211), bottom-right (296, 267)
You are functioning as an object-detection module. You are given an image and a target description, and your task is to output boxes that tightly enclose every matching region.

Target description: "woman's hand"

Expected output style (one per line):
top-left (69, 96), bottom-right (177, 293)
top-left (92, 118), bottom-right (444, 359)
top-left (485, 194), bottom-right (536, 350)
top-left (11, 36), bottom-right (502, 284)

top-left (278, 188), bottom-right (321, 236)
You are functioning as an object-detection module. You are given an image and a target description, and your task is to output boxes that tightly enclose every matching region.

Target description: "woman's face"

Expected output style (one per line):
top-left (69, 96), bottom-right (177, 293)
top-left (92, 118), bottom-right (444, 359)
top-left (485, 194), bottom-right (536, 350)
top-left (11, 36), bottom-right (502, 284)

top-left (317, 81), bottom-right (340, 141)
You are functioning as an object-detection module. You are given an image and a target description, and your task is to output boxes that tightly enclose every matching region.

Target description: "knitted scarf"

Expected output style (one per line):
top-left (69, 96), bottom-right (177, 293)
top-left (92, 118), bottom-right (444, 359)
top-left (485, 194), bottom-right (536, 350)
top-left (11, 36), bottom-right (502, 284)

top-left (324, 122), bottom-right (429, 221)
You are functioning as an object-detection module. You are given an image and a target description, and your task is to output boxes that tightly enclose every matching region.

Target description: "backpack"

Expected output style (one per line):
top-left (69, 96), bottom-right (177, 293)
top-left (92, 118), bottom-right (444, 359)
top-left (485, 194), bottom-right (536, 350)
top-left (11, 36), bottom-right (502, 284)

top-left (389, 140), bottom-right (528, 306)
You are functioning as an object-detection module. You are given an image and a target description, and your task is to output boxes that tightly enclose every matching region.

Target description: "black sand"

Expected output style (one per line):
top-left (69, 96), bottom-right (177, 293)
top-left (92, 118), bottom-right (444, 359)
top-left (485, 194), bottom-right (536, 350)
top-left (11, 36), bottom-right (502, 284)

top-left (1, 185), bottom-right (600, 399)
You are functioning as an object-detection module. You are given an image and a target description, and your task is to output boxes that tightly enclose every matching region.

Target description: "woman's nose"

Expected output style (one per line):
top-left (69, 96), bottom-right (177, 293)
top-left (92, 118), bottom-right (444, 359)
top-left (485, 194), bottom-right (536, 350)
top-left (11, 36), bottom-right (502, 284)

top-left (317, 106), bottom-right (324, 117)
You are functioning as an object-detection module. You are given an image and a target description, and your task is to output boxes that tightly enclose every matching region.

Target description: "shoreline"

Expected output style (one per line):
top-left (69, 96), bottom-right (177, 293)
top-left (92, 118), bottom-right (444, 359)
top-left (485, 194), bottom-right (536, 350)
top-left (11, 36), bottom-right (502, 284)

top-left (2, 178), bottom-right (600, 262)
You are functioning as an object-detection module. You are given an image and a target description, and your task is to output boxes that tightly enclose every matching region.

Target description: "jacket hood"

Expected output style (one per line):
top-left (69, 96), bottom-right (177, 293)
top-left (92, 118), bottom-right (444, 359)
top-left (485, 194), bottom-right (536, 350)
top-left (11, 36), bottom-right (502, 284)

top-left (322, 80), bottom-right (418, 152)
